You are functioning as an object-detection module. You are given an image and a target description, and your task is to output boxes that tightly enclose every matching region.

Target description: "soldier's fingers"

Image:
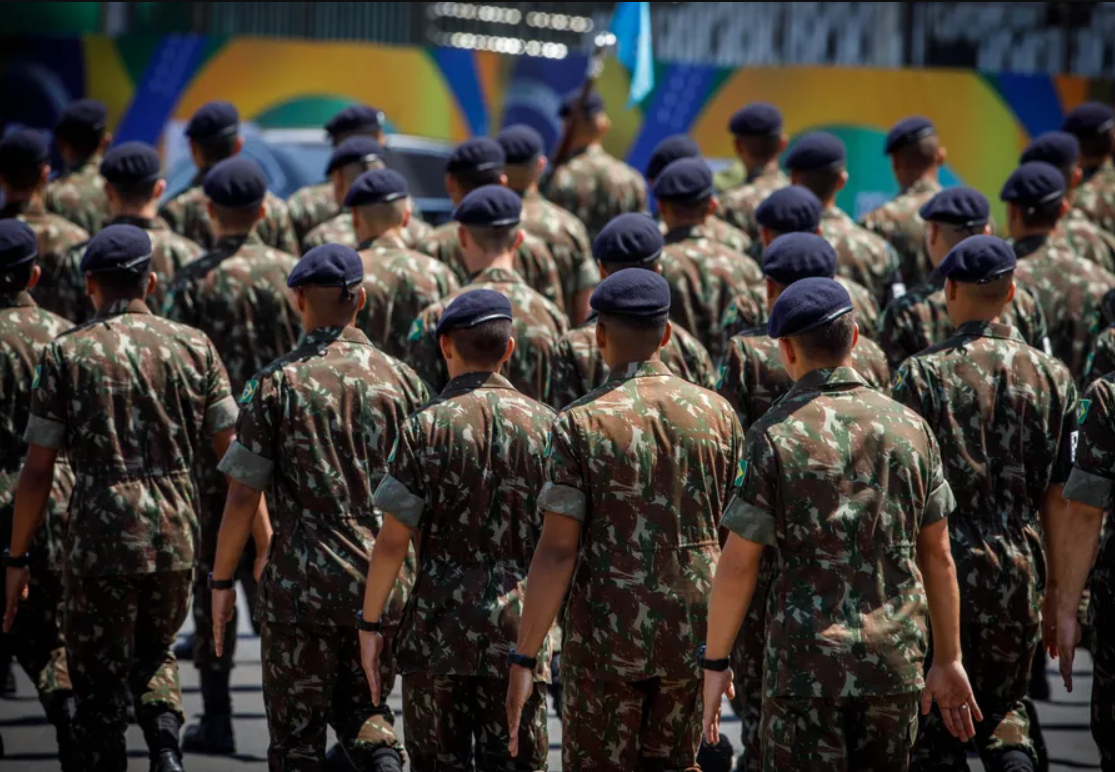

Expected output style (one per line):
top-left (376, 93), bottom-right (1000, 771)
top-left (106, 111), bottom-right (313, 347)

top-left (1060, 649), bottom-right (1075, 692)
top-left (940, 706), bottom-right (960, 739)
top-left (919, 687), bottom-right (933, 716)
top-left (370, 668), bottom-right (381, 706)
top-left (213, 623), bottom-right (224, 658)
top-left (726, 678), bottom-right (736, 701)
top-left (959, 705), bottom-right (976, 738)
top-left (967, 695), bottom-right (983, 723)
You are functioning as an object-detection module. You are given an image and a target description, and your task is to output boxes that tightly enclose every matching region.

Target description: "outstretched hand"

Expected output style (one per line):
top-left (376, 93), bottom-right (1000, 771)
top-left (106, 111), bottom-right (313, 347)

top-left (921, 660), bottom-right (982, 743)
top-left (702, 669), bottom-right (736, 745)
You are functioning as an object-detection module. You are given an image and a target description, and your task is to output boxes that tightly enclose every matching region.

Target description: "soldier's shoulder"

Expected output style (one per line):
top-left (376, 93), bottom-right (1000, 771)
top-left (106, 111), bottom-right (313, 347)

top-left (35, 212), bottom-right (89, 243)
top-left (264, 190), bottom-right (290, 213)
top-left (153, 227), bottom-right (204, 256)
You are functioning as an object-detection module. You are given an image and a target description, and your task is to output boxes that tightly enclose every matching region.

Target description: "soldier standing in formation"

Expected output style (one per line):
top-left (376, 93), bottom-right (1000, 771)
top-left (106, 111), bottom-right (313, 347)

top-left (716, 103), bottom-right (791, 240)
top-left (45, 99), bottom-right (112, 236)
top-left (1063, 102), bottom-right (1115, 234)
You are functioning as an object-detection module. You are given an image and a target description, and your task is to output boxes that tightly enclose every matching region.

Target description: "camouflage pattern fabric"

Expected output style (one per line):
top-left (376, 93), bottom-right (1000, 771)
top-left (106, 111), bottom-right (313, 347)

top-left (520, 188), bottom-right (598, 317)
top-left (731, 558), bottom-right (774, 772)
top-left (1, 568), bottom-right (71, 700)
top-left (0, 201), bottom-right (89, 322)
top-left (664, 211), bottom-right (753, 256)
top-left (539, 144), bottom-right (647, 238)
top-left (713, 159), bottom-right (748, 194)
top-left (406, 267), bottom-right (568, 402)
top-left (859, 176), bottom-right (942, 289)
top-left (1085, 326), bottom-right (1115, 386)
top-left (300, 203), bottom-right (431, 254)
top-left (1064, 207), bottom-right (1115, 274)
top-left (287, 181), bottom-right (337, 242)
top-left (159, 176), bottom-right (301, 256)
top-left (893, 321), bottom-right (1077, 769)
top-left (1074, 160), bottom-right (1115, 235)
top-left (720, 286), bottom-right (770, 343)
top-left (821, 207), bottom-right (903, 308)
top-left (716, 165), bottom-right (790, 241)
top-left (839, 277), bottom-right (881, 339)
top-left (44, 153), bottom-right (111, 235)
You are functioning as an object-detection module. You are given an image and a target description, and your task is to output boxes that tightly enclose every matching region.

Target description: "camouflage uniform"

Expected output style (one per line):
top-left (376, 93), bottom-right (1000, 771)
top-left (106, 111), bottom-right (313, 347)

top-left (406, 266), bottom-right (567, 402)
top-left (538, 361), bottom-right (744, 770)
top-left (25, 298), bottom-right (237, 770)
top-left (300, 203), bottom-right (432, 254)
top-left (521, 189), bottom-right (598, 318)
top-left (722, 366), bottom-right (955, 771)
top-left (44, 153), bottom-right (110, 235)
top-left (713, 160), bottom-right (748, 194)
top-left (1064, 206), bottom-right (1115, 273)
top-left (716, 165), bottom-right (791, 241)
top-left (1085, 326), bottom-right (1115, 386)
top-left (894, 322), bottom-right (1077, 770)
top-left (1074, 161), bottom-right (1115, 235)
top-left (821, 207), bottom-right (903, 308)
top-left (287, 181), bottom-right (337, 243)
top-left (0, 201), bottom-right (88, 322)
top-left (374, 371), bottom-right (553, 769)
top-left (665, 212), bottom-right (753, 257)
top-left (721, 286), bottom-right (769, 343)
top-left (859, 177), bottom-right (941, 289)
top-left (539, 144), bottom-right (647, 238)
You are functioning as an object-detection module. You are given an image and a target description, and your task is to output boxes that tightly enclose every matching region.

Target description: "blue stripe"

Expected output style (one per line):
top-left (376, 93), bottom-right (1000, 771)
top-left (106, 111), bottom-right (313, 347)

top-left (114, 35), bottom-right (208, 145)
top-left (626, 62), bottom-right (717, 187)
top-left (431, 47), bottom-right (488, 137)
top-left (991, 73), bottom-right (1065, 140)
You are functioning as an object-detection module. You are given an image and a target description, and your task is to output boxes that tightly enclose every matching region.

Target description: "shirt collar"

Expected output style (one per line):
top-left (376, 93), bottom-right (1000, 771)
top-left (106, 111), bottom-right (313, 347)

top-left (786, 365), bottom-right (869, 398)
top-left (0, 291), bottom-right (36, 311)
top-left (442, 371), bottom-right (517, 395)
top-left (71, 152), bottom-right (104, 175)
top-left (821, 206), bottom-right (854, 224)
top-left (469, 265), bottom-right (524, 285)
top-left (215, 232), bottom-right (264, 251)
top-left (362, 232), bottom-right (409, 251)
top-left (96, 298), bottom-right (150, 319)
top-left (663, 223), bottom-right (707, 244)
top-left (903, 176), bottom-right (942, 196)
top-left (609, 360), bottom-right (673, 381)
top-left (747, 162), bottom-right (785, 185)
top-left (1013, 234), bottom-right (1050, 260)
top-left (1082, 158), bottom-right (1114, 184)
top-left (953, 320), bottom-right (1026, 342)
top-left (110, 214), bottom-right (166, 231)
top-left (302, 325), bottom-right (371, 348)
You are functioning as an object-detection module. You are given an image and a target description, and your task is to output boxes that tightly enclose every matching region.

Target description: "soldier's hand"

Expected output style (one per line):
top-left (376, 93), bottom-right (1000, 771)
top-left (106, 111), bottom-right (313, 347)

top-left (2, 566), bottom-right (30, 633)
top-left (701, 668), bottom-right (735, 745)
top-left (252, 552), bottom-right (268, 582)
top-left (1056, 611), bottom-right (1082, 692)
top-left (1041, 593), bottom-right (1058, 657)
top-left (360, 630), bottom-right (384, 705)
top-left (211, 587), bottom-right (237, 658)
top-left (921, 660), bottom-right (982, 743)
top-left (505, 664), bottom-right (534, 758)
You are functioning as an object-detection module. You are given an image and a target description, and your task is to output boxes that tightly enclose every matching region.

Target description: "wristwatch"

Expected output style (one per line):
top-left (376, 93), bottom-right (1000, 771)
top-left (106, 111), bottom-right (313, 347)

top-left (698, 644), bottom-right (730, 672)
top-left (3, 548), bottom-right (29, 569)
top-left (356, 611), bottom-right (382, 633)
top-left (208, 573), bottom-right (235, 590)
top-left (507, 646), bottom-right (537, 670)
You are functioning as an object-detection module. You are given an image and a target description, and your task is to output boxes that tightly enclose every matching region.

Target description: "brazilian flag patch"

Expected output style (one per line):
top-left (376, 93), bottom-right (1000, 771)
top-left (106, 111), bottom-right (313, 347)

top-left (387, 436), bottom-right (398, 464)
top-left (734, 459), bottom-right (748, 488)
top-left (543, 432), bottom-right (553, 459)
top-left (239, 378), bottom-right (259, 404)
top-left (32, 364), bottom-right (41, 389)
top-left (715, 365), bottom-right (727, 391)
top-left (407, 318), bottom-right (424, 341)
top-left (1079, 399), bottom-right (1093, 426)
top-left (892, 369), bottom-right (905, 392)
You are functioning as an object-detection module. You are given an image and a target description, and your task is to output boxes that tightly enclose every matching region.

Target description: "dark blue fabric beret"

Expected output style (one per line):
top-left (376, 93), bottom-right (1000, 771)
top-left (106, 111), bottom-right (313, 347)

top-left (918, 187), bottom-right (990, 227)
top-left (559, 90), bottom-right (605, 119)
top-left (55, 99), bottom-right (108, 137)
top-left (653, 158), bottom-right (715, 204)
top-left (593, 213), bottom-right (664, 264)
top-left (645, 135), bottom-right (701, 181)
top-left (0, 219), bottom-right (38, 271)
top-left (590, 267), bottom-right (672, 318)
top-left (1062, 102), bottom-right (1115, 136)
top-left (785, 132), bottom-right (846, 171)
top-left (728, 103), bottom-right (783, 137)
top-left (762, 233), bottom-right (837, 285)
top-left (80, 224), bottom-right (152, 274)
top-left (100, 142), bottom-right (161, 187)
top-left (755, 186), bottom-right (823, 233)
top-left (1020, 131), bottom-right (1080, 169)
top-left (344, 168), bottom-right (409, 208)
top-left (324, 105), bottom-right (385, 140)
top-left (325, 136), bottom-right (383, 175)
top-left (884, 116), bottom-right (936, 155)
top-left (1000, 161), bottom-right (1065, 205)
top-left (446, 137), bottom-right (505, 175)
top-left (938, 235), bottom-right (1017, 284)
top-left (497, 125), bottom-right (545, 165)
top-left (287, 244), bottom-right (364, 288)
top-left (185, 101), bottom-right (239, 142)
top-left (452, 185), bottom-right (522, 227)
top-left (767, 277), bottom-right (853, 339)
top-left (436, 288), bottom-right (513, 336)
top-left (203, 157), bottom-right (268, 209)
top-left (0, 129), bottom-right (49, 178)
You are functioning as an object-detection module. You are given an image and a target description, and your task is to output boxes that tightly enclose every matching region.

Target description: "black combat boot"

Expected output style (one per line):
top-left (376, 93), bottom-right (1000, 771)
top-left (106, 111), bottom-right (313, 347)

top-left (182, 670), bottom-right (235, 754)
top-left (43, 692), bottom-right (81, 771)
top-left (141, 710), bottom-right (184, 772)
top-left (697, 736), bottom-right (735, 772)
top-left (370, 747), bottom-right (403, 772)
top-left (151, 749), bottom-right (186, 772)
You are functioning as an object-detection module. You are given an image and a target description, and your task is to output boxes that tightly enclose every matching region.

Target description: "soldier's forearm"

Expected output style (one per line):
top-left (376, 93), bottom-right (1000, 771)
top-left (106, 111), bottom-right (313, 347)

top-left (362, 515), bottom-right (411, 623)
top-left (1055, 500), bottom-right (1104, 619)
top-left (1041, 484), bottom-right (1066, 593)
top-left (705, 533), bottom-right (762, 660)
top-left (9, 445), bottom-right (58, 556)
top-left (213, 480), bottom-right (261, 581)
top-left (251, 497), bottom-right (272, 555)
top-left (516, 518), bottom-right (579, 659)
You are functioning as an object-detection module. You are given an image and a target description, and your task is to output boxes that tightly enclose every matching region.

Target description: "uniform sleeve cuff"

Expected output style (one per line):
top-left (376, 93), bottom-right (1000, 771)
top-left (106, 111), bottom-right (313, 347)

top-left (373, 474), bottom-right (425, 529)
top-left (537, 482), bottom-right (587, 522)
top-left (205, 396), bottom-right (239, 435)
top-left (218, 440), bottom-right (273, 491)
top-left (1064, 467), bottom-right (1114, 511)
top-left (720, 497), bottom-right (777, 546)
top-left (923, 481), bottom-right (956, 527)
top-left (23, 415), bottom-right (66, 450)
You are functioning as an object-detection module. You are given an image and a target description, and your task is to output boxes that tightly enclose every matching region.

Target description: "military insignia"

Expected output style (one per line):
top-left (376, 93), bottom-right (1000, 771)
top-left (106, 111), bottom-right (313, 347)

top-left (1079, 399), bottom-right (1093, 426)
top-left (891, 370), bottom-right (905, 392)
top-left (1086, 351), bottom-right (1097, 379)
top-left (723, 303), bottom-right (738, 326)
top-left (715, 365), bottom-right (726, 391)
top-left (32, 364), bottom-right (41, 389)
top-left (543, 432), bottom-right (553, 458)
top-left (407, 318), bottom-right (424, 341)
top-left (734, 459), bottom-right (748, 488)
top-left (387, 437), bottom-right (398, 464)
top-left (239, 378), bottom-right (259, 404)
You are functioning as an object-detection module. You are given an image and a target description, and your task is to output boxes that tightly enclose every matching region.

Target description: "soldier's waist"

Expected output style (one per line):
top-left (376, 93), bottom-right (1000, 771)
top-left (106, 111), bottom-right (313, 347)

top-left (74, 465), bottom-right (193, 483)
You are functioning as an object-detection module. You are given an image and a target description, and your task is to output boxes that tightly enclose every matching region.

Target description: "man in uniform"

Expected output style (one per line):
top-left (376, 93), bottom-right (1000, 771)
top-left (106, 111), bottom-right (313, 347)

top-left (540, 90), bottom-right (647, 239)
top-left (892, 235), bottom-right (1076, 772)
top-left (550, 213), bottom-right (716, 410)
top-left (361, 289), bottom-right (553, 770)
top-left (1063, 102), bottom-right (1115, 235)
top-left (0, 129), bottom-right (88, 321)
top-left (210, 244), bottom-right (426, 771)
top-left (45, 99), bottom-right (112, 235)
top-left (716, 103), bottom-right (790, 240)
top-left (508, 269), bottom-right (744, 770)
top-left (786, 131), bottom-right (903, 307)
top-left (701, 276), bottom-right (979, 771)
top-left (498, 124), bottom-right (598, 325)
top-left (3, 224), bottom-right (243, 772)
top-left (860, 116), bottom-right (946, 289)
top-left (159, 100), bottom-right (300, 255)
top-left (407, 185), bottom-right (567, 402)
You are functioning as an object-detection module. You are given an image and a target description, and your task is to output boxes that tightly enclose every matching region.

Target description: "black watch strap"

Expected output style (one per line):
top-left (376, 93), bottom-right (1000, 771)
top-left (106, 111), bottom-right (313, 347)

top-left (3, 548), bottom-right (30, 569)
top-left (508, 647), bottom-right (537, 670)
top-left (208, 573), bottom-right (235, 590)
top-left (356, 611), bottom-right (382, 633)
top-left (698, 644), bottom-right (730, 672)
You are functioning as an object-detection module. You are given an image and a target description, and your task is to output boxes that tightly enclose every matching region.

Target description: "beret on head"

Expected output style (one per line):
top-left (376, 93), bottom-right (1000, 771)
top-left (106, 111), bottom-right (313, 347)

top-left (590, 268), bottom-right (672, 319)
top-left (344, 168), bottom-right (409, 208)
top-left (287, 244), bottom-right (364, 289)
top-left (80, 224), bottom-right (152, 274)
top-left (1020, 131), bottom-right (1080, 169)
top-left (496, 125), bottom-right (545, 166)
top-left (1000, 161), bottom-right (1066, 205)
top-left (918, 188), bottom-right (990, 228)
top-left (559, 90), bottom-right (605, 119)
top-left (938, 235), bottom-right (1017, 284)
top-left (100, 142), bottom-right (161, 188)
top-left (884, 116), bottom-right (936, 155)
top-left (645, 135), bottom-right (701, 181)
top-left (185, 101), bottom-right (239, 142)
top-left (767, 276), bottom-right (853, 339)
top-left (755, 186), bottom-right (823, 233)
top-left (55, 99), bottom-right (108, 138)
top-left (325, 136), bottom-right (383, 175)
top-left (0, 129), bottom-right (49, 179)
top-left (446, 137), bottom-right (505, 175)
top-left (785, 132), bottom-right (846, 171)
top-left (592, 213), bottom-right (664, 265)
top-left (203, 157), bottom-right (268, 209)
top-left (436, 288), bottom-right (513, 336)
top-left (452, 185), bottom-right (522, 227)
top-left (762, 233), bottom-right (838, 284)
top-left (728, 103), bottom-right (783, 137)
top-left (652, 158), bottom-right (715, 204)
top-left (324, 105), bottom-right (385, 139)
top-left (0, 219), bottom-right (39, 272)
top-left (1062, 102), bottom-right (1115, 136)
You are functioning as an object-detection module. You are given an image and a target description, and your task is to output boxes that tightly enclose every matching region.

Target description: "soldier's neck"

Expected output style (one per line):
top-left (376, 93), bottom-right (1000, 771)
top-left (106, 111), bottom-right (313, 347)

top-left (361, 225), bottom-right (402, 244)
top-left (603, 351), bottom-right (662, 372)
top-left (1010, 225), bottom-right (1054, 242)
top-left (568, 138), bottom-right (602, 154)
top-left (213, 227), bottom-right (253, 241)
top-left (1081, 156), bottom-right (1110, 175)
top-left (948, 310), bottom-right (1003, 328)
top-left (467, 253), bottom-right (516, 274)
top-left (115, 202), bottom-right (159, 220)
top-left (746, 157), bottom-right (781, 176)
top-left (663, 215), bottom-right (705, 232)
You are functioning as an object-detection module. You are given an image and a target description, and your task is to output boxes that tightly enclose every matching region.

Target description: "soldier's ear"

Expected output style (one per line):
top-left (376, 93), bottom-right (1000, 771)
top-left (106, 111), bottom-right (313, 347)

top-left (233, 136), bottom-right (245, 156)
top-left (401, 205), bottom-right (412, 229)
top-left (595, 321), bottom-right (607, 351)
top-left (660, 321), bottom-right (673, 349)
top-left (706, 197), bottom-right (718, 217)
top-left (146, 272), bottom-right (158, 297)
top-left (1006, 281), bottom-right (1016, 304)
top-left (458, 226), bottom-right (470, 250)
top-left (356, 286), bottom-right (367, 313)
top-left (513, 229), bottom-right (525, 251)
top-left (153, 179), bottom-right (167, 200)
top-left (39, 166), bottom-right (50, 188)
top-left (837, 170), bottom-right (848, 191)
top-left (851, 323), bottom-right (860, 350)
top-left (26, 265), bottom-right (41, 292)
top-left (502, 336), bottom-right (516, 365)
top-left (438, 333), bottom-right (454, 362)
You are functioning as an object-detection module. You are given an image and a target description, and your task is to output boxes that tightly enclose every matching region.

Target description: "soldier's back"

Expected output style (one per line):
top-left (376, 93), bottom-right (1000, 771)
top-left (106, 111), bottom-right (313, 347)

top-left (301, 211), bottom-right (357, 252)
top-left (715, 167), bottom-right (789, 241)
top-left (521, 191), bottom-right (597, 315)
top-left (286, 181), bottom-right (338, 243)
top-left (160, 184), bottom-right (299, 256)
top-left (1074, 162), bottom-right (1115, 234)
top-left (859, 178), bottom-right (940, 288)
top-left (1063, 207), bottom-right (1115, 273)
top-left (2, 204), bottom-right (89, 322)
top-left (44, 157), bottom-right (110, 235)
top-left (540, 144), bottom-right (647, 238)
top-left (821, 207), bottom-right (900, 307)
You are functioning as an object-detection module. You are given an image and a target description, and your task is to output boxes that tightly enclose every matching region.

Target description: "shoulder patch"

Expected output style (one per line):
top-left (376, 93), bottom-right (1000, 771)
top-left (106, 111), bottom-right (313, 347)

top-left (32, 364), bottom-right (41, 389)
top-left (239, 378), bottom-right (260, 404)
top-left (407, 318), bottom-right (424, 341)
top-left (891, 369), bottom-right (906, 391)
top-left (734, 459), bottom-right (748, 488)
top-left (723, 303), bottom-right (738, 326)
top-left (387, 436), bottom-right (399, 464)
top-left (1079, 398), bottom-right (1093, 426)
top-left (715, 365), bottom-right (726, 392)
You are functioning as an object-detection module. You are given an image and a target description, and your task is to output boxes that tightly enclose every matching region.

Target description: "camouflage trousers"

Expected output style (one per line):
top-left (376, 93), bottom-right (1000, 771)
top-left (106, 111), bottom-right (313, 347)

top-left (562, 673), bottom-right (702, 771)
top-left (729, 551), bottom-right (773, 772)
top-left (1091, 558), bottom-right (1115, 771)
top-left (402, 672), bottom-right (548, 771)
top-left (761, 692), bottom-right (919, 772)
top-left (0, 567), bottom-right (71, 701)
top-left (261, 620), bottom-right (402, 771)
top-left (64, 569), bottom-right (191, 771)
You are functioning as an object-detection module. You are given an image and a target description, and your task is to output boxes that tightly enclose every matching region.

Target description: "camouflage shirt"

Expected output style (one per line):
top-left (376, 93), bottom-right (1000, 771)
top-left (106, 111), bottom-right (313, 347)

top-left (822, 207), bottom-right (903, 308)
top-left (520, 189), bottom-right (598, 317)
top-left (25, 299), bottom-right (237, 576)
top-left (859, 177), bottom-right (941, 289)
top-left (549, 314), bottom-right (716, 410)
top-left (540, 144), bottom-right (647, 239)
top-left (1085, 326), bottom-right (1115, 386)
top-left (538, 360), bottom-right (745, 680)
top-left (219, 326), bottom-right (427, 626)
top-left (722, 366), bottom-right (955, 698)
top-left (300, 203), bottom-right (431, 255)
top-left (0, 200), bottom-right (89, 323)
top-left (1063, 207), bottom-right (1115, 274)
top-left (374, 371), bottom-right (554, 680)
top-left (663, 213), bottom-right (753, 257)
top-left (44, 153), bottom-right (110, 235)
top-left (720, 286), bottom-right (769, 343)
top-left (713, 159), bottom-right (747, 194)
top-left (286, 181), bottom-right (338, 243)
top-left (1074, 160), bottom-right (1115, 235)
top-left (716, 165), bottom-right (791, 241)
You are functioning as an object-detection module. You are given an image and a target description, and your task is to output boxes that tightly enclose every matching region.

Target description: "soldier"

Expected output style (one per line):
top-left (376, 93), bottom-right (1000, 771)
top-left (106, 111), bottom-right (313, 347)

top-left (159, 100), bottom-right (300, 255)
top-left (879, 187), bottom-right (1050, 369)
top-left (550, 213), bottom-right (716, 410)
top-left (0, 129), bottom-right (88, 322)
top-left (701, 276), bottom-right (979, 771)
top-left (716, 103), bottom-right (790, 240)
top-left (345, 168), bottom-right (459, 359)
top-left (498, 124), bottom-right (598, 325)
top-left (786, 131), bottom-right (903, 307)
top-left (419, 137), bottom-right (565, 311)
top-left (162, 156), bottom-right (301, 755)
top-left (361, 289), bottom-right (552, 770)
top-left (44, 99), bottom-right (112, 235)
top-left (3, 224), bottom-right (245, 772)
top-left (1063, 102), bottom-right (1115, 235)
top-left (508, 269), bottom-right (744, 770)
top-left (859, 116), bottom-right (945, 289)
top-left (407, 185), bottom-right (567, 402)
top-left (0, 220), bottom-right (78, 769)
top-left (539, 90), bottom-right (647, 238)
top-left (211, 244), bottom-right (425, 771)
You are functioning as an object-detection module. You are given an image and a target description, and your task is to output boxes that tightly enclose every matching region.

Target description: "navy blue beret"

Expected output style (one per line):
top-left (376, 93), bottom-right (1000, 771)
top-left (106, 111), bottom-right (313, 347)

top-left (762, 233), bottom-right (837, 285)
top-left (1062, 102), bottom-right (1115, 136)
top-left (1020, 131), bottom-right (1080, 169)
top-left (559, 90), bottom-right (605, 119)
top-left (55, 99), bottom-right (108, 137)
top-left (497, 125), bottom-right (545, 166)
top-left (938, 235), bottom-right (1016, 284)
top-left (203, 157), bottom-right (268, 209)
top-left (436, 288), bottom-right (513, 336)
top-left (884, 116), bottom-right (936, 155)
top-left (918, 187), bottom-right (990, 227)
top-left (80, 224), bottom-right (152, 274)
top-left (785, 132), bottom-right (846, 171)
top-left (768, 276), bottom-right (853, 339)
top-left (324, 105), bottom-right (385, 140)
top-left (0, 129), bottom-right (49, 178)
top-left (653, 158), bottom-right (715, 204)
top-left (728, 103), bottom-right (783, 137)
top-left (100, 142), bottom-right (161, 187)
top-left (453, 185), bottom-right (521, 227)
top-left (755, 186), bottom-right (823, 233)
top-left (344, 168), bottom-right (409, 208)
top-left (325, 136), bottom-right (383, 175)
top-left (593, 213), bottom-right (664, 264)
top-left (646, 135), bottom-right (701, 181)
top-left (288, 244), bottom-right (364, 289)
top-left (590, 267), bottom-right (672, 319)
top-left (0, 219), bottom-right (38, 272)
top-left (1000, 161), bottom-right (1065, 205)
top-left (185, 101), bottom-right (239, 142)
top-left (446, 137), bottom-right (505, 176)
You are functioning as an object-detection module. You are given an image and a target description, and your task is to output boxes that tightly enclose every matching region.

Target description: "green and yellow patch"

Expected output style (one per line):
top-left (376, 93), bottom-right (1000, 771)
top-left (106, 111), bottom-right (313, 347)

top-left (239, 378), bottom-right (260, 404)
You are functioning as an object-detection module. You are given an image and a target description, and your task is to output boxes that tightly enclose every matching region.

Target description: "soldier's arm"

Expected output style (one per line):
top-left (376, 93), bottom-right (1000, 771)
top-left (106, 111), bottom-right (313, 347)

top-left (1041, 380), bottom-right (1080, 613)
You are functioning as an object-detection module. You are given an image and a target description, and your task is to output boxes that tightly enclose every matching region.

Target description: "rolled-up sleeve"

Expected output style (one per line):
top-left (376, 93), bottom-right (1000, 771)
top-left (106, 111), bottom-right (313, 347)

top-left (922, 433), bottom-right (955, 527)
top-left (218, 440), bottom-right (273, 491)
top-left (538, 414), bottom-right (587, 522)
top-left (721, 497), bottom-right (776, 546)
top-left (1065, 379), bottom-right (1115, 510)
top-left (26, 344), bottom-right (67, 449)
top-left (205, 396), bottom-right (238, 436)
top-left (374, 474), bottom-right (425, 529)
top-left (1064, 467), bottom-right (1113, 510)
top-left (24, 415), bottom-right (66, 450)
top-left (721, 430), bottom-right (778, 545)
